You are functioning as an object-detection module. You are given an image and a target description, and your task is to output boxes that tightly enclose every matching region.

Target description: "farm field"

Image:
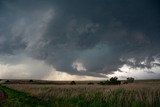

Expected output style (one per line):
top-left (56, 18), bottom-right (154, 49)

top-left (0, 80), bottom-right (160, 107)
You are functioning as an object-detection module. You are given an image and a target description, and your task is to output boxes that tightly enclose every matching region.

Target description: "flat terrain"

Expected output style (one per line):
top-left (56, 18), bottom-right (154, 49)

top-left (0, 80), bottom-right (160, 107)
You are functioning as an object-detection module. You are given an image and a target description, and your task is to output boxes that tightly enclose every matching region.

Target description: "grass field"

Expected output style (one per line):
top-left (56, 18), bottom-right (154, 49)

top-left (0, 80), bottom-right (160, 107)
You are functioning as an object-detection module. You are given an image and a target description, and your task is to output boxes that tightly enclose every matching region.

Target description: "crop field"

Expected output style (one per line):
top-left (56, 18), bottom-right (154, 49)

top-left (0, 80), bottom-right (160, 107)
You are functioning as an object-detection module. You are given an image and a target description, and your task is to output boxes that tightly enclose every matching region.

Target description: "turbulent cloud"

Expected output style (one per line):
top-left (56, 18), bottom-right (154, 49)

top-left (0, 0), bottom-right (160, 79)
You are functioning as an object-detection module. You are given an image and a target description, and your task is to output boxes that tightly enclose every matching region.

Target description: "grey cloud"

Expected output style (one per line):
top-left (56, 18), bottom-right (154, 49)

top-left (0, 0), bottom-right (160, 78)
top-left (0, 53), bottom-right (52, 79)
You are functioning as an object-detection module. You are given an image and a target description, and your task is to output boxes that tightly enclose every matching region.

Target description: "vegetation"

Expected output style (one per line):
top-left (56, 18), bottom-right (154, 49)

top-left (98, 77), bottom-right (121, 85)
top-left (5, 80), bottom-right (10, 83)
top-left (70, 81), bottom-right (76, 85)
top-left (88, 82), bottom-right (94, 85)
top-left (0, 85), bottom-right (49, 107)
top-left (122, 77), bottom-right (135, 84)
top-left (29, 80), bottom-right (33, 83)
top-left (127, 77), bottom-right (135, 83)
top-left (3, 81), bottom-right (160, 107)
top-left (109, 77), bottom-right (121, 85)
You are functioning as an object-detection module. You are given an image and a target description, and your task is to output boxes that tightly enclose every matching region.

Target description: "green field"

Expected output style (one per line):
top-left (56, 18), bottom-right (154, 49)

top-left (0, 80), bottom-right (160, 107)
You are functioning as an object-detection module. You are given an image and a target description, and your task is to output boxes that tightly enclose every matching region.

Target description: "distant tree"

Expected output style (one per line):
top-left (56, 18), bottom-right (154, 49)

top-left (127, 77), bottom-right (134, 83)
top-left (29, 80), bottom-right (33, 82)
top-left (70, 81), bottom-right (76, 85)
top-left (88, 82), bottom-right (94, 85)
top-left (98, 77), bottom-right (121, 85)
top-left (5, 80), bottom-right (10, 83)
top-left (110, 77), bottom-right (118, 82)
top-left (110, 77), bottom-right (121, 85)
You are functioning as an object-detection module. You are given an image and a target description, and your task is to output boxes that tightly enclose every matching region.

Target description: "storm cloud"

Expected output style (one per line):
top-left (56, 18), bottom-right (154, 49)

top-left (0, 0), bottom-right (160, 79)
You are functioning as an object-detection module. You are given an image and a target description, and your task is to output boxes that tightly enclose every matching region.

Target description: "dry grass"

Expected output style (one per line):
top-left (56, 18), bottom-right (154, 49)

top-left (4, 82), bottom-right (160, 107)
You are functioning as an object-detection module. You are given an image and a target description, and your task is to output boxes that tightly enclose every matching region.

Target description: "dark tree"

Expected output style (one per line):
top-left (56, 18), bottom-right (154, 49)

top-left (88, 82), bottom-right (94, 85)
top-left (127, 77), bottom-right (134, 83)
top-left (98, 77), bottom-right (121, 85)
top-left (70, 81), bottom-right (76, 85)
top-left (110, 77), bottom-right (118, 82)
top-left (110, 77), bottom-right (121, 85)
top-left (5, 80), bottom-right (10, 83)
top-left (29, 80), bottom-right (33, 82)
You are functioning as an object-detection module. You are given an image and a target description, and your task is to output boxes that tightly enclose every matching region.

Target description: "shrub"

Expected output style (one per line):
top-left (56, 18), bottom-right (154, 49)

top-left (110, 77), bottom-right (121, 85)
top-left (29, 80), bottom-right (33, 83)
top-left (127, 77), bottom-right (134, 83)
top-left (98, 77), bottom-right (121, 85)
top-left (98, 81), bottom-right (105, 85)
top-left (88, 82), bottom-right (94, 85)
top-left (70, 81), bottom-right (76, 85)
top-left (6, 80), bottom-right (10, 83)
top-left (98, 81), bottom-right (110, 85)
top-left (110, 77), bottom-right (118, 82)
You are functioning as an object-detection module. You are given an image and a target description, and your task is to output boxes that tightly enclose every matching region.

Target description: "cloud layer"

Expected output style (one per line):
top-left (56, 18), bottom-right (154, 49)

top-left (0, 0), bottom-right (160, 79)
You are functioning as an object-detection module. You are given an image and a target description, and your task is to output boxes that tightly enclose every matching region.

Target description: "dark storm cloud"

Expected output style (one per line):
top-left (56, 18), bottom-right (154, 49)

top-left (0, 0), bottom-right (160, 77)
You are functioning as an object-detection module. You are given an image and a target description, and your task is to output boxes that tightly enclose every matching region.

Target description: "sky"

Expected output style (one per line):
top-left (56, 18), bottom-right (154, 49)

top-left (0, 0), bottom-right (160, 80)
